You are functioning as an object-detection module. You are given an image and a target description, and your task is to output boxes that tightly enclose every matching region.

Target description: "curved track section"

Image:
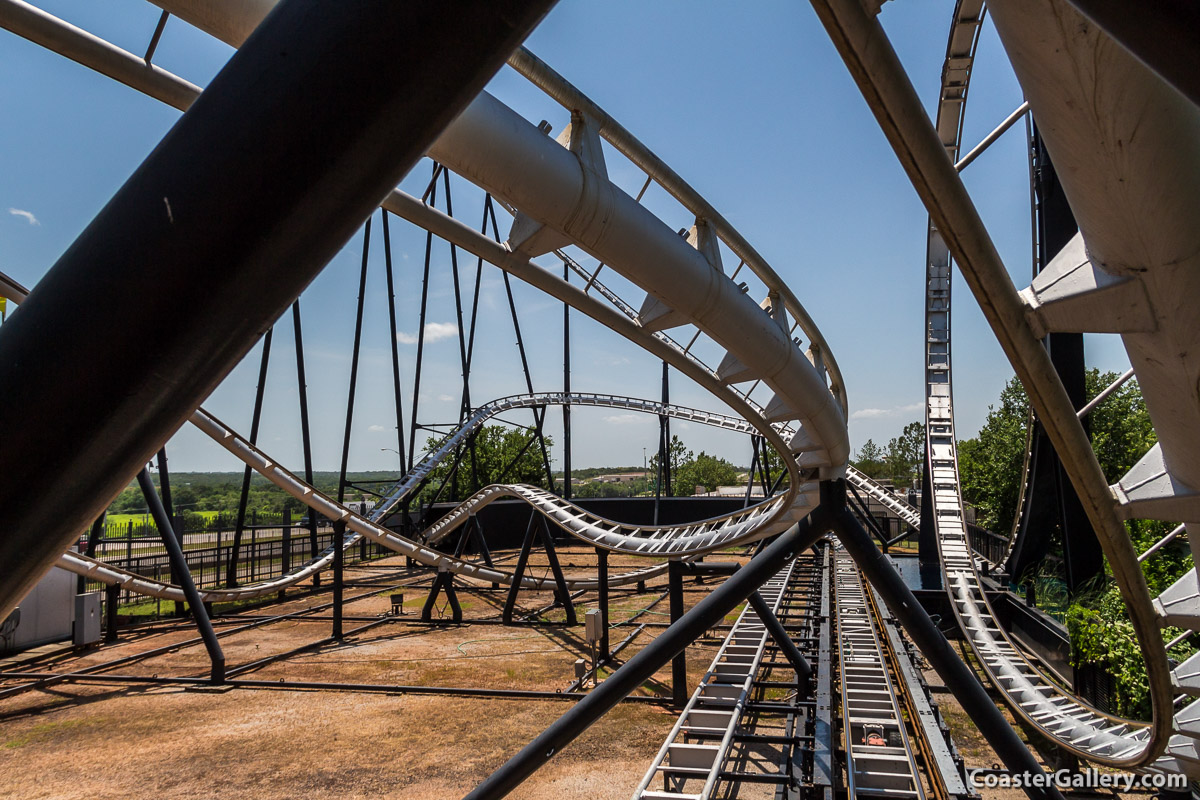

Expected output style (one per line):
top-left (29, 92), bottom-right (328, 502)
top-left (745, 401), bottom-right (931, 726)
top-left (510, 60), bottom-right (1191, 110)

top-left (5, 2), bottom-right (851, 613)
top-left (2, 1), bottom-right (850, 609)
top-left (371, 392), bottom-right (778, 522)
top-left (845, 465), bottom-right (920, 530)
top-left (133, 0), bottom-right (847, 478)
top-left (916, 0), bottom-right (1190, 772)
top-left (56, 394), bottom-right (813, 603)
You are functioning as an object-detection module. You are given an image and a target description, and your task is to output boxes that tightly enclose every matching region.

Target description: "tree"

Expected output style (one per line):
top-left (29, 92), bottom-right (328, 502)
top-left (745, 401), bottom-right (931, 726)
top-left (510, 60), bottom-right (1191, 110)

top-left (957, 377), bottom-right (1029, 531)
top-left (648, 434), bottom-right (692, 496)
top-left (884, 421), bottom-right (924, 488)
top-left (675, 451), bottom-right (740, 495)
top-left (1086, 370), bottom-right (1156, 483)
top-left (420, 425), bottom-right (553, 503)
top-left (852, 439), bottom-right (886, 478)
top-left (957, 369), bottom-right (1158, 532)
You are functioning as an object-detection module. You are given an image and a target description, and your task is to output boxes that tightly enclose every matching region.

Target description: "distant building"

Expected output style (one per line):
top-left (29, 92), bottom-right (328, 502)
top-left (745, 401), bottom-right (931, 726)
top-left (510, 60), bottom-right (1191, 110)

top-left (594, 471), bottom-right (649, 484)
top-left (695, 485), bottom-right (764, 498)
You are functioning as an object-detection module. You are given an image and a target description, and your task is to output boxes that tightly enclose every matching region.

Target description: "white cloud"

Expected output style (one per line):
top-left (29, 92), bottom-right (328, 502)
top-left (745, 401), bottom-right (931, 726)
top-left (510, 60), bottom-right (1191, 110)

top-left (7, 208), bottom-right (38, 226)
top-left (396, 321), bottom-right (458, 345)
top-left (368, 424), bottom-right (387, 432)
top-left (602, 413), bottom-right (641, 425)
top-left (437, 394), bottom-right (455, 403)
top-left (850, 403), bottom-right (923, 421)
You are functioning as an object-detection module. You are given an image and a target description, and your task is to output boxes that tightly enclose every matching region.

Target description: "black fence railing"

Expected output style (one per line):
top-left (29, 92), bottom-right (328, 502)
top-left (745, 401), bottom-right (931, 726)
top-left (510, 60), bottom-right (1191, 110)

top-left (81, 524), bottom-right (394, 611)
top-left (90, 506), bottom-right (374, 541)
top-left (966, 522), bottom-right (1010, 565)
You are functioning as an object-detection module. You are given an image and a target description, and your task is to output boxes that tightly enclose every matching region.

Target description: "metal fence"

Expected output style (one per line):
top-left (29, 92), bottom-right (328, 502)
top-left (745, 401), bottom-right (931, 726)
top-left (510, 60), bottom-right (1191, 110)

top-left (81, 522), bottom-right (395, 610)
top-left (966, 522), bottom-right (1010, 565)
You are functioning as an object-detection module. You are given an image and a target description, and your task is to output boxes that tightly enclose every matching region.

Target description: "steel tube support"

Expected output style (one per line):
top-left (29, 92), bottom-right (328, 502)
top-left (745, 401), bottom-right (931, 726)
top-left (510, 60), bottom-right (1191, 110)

top-left (668, 558), bottom-right (687, 708)
top-left (0, 0), bottom-right (556, 620)
top-left (808, 0), bottom-right (1172, 763)
top-left (291, 300), bottom-right (320, 577)
top-left (1059, 0), bottom-right (1200, 109)
top-left (747, 590), bottom-right (812, 689)
top-left (462, 516), bottom-right (820, 800)
top-left (136, 468), bottom-right (225, 683)
top-left (824, 482), bottom-right (1060, 800)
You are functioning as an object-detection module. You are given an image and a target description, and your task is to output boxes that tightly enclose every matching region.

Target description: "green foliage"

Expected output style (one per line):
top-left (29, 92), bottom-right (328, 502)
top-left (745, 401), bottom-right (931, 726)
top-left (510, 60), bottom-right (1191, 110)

top-left (957, 370), bottom-right (1158, 532)
top-left (648, 435), bottom-right (693, 497)
top-left (884, 421), bottom-right (924, 488)
top-left (675, 451), bottom-right (741, 495)
top-left (105, 470), bottom-right (397, 526)
top-left (1066, 554), bottom-right (1194, 721)
top-left (1084, 370), bottom-right (1156, 483)
top-left (571, 478), bottom-right (649, 499)
top-left (420, 424), bottom-right (553, 502)
top-left (852, 439), bottom-right (886, 478)
top-left (957, 376), bottom-right (1029, 531)
top-left (955, 370), bottom-right (1184, 720)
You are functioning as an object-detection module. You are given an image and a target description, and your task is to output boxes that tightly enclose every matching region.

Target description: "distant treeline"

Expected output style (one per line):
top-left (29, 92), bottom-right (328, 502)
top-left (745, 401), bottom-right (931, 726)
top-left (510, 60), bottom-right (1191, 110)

top-left (108, 471), bottom-right (398, 517)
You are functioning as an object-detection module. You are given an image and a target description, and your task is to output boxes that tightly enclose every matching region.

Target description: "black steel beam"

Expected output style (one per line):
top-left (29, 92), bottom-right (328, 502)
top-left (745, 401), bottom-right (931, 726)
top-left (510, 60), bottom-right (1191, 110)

top-left (747, 590), bottom-right (812, 689)
top-left (291, 300), bottom-right (320, 578)
top-left (228, 327), bottom-right (273, 587)
top-left (668, 558), bottom-right (687, 708)
top-left (462, 516), bottom-right (821, 800)
top-left (136, 468), bottom-right (224, 683)
top-left (824, 481), bottom-right (1062, 800)
top-left (0, 671), bottom-right (669, 705)
top-left (596, 547), bottom-right (610, 658)
top-left (502, 511), bottom-right (539, 624)
top-left (0, 0), bottom-right (557, 619)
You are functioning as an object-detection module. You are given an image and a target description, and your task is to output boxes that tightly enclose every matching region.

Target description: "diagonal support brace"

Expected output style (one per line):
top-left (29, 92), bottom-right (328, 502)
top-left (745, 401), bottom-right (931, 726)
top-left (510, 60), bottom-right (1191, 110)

top-left (747, 589), bottom-right (812, 692)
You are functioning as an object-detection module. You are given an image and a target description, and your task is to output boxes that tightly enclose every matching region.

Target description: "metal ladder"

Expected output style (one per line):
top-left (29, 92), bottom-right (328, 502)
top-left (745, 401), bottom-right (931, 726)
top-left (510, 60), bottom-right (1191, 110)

top-left (632, 559), bottom-right (799, 799)
top-left (835, 550), bottom-right (925, 799)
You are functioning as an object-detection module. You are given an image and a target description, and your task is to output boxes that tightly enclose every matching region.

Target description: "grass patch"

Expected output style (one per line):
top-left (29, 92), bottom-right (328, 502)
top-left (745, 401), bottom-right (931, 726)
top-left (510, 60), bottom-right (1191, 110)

top-left (3, 718), bottom-right (99, 749)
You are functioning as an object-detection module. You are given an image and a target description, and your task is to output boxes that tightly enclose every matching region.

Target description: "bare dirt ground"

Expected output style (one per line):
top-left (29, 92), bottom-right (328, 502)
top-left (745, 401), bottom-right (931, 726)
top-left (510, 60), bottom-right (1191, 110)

top-left (0, 548), bottom-right (742, 800)
top-left (3, 548), bottom-right (1138, 800)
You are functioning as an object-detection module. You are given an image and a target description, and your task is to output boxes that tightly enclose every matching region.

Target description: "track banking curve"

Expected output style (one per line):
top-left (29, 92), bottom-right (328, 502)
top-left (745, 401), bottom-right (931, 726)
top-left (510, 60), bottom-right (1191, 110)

top-left (912, 0), bottom-right (1194, 774)
top-left (2, 2), bottom-right (847, 610)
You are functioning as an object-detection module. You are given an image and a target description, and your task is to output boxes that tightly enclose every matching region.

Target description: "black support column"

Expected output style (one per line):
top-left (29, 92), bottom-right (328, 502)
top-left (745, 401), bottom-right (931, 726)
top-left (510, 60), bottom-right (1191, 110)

top-left (824, 480), bottom-right (1062, 800)
top-left (1007, 129), bottom-right (1100, 592)
top-left (0, 0), bottom-right (558, 619)
top-left (464, 517), bottom-right (820, 800)
top-left (668, 558), bottom-right (687, 708)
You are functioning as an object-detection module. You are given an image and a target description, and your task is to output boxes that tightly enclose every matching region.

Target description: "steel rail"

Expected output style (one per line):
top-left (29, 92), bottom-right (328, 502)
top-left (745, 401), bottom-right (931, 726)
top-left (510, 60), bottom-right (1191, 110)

top-left (506, 47), bottom-right (849, 421)
top-left (631, 560), bottom-right (800, 799)
top-left (0, 0), bottom-right (558, 622)
top-left (0, 0), bottom-right (820, 570)
top-left (124, 0), bottom-right (846, 479)
top-left (56, 393), bottom-right (815, 603)
top-left (808, 0), bottom-right (1172, 770)
top-left (835, 550), bottom-right (925, 799)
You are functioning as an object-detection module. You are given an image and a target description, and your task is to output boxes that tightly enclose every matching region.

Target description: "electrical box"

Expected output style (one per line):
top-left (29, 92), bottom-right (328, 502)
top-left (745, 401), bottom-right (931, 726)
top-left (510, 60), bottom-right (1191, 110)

top-left (574, 658), bottom-right (587, 679)
top-left (74, 592), bottom-right (101, 646)
top-left (585, 608), bottom-right (602, 642)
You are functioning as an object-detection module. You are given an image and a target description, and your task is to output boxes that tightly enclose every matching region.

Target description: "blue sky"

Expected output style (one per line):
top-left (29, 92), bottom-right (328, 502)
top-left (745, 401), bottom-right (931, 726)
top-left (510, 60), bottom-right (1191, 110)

top-left (0, 1), bottom-right (1133, 473)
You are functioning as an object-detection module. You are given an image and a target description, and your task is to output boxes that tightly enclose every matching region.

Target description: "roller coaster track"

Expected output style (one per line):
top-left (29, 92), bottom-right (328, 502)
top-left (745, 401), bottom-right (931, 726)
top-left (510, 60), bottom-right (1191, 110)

top-left (903, 0), bottom-right (1196, 773)
top-left (7, 0), bottom-right (1199, 783)
top-left (55, 395), bottom-right (815, 603)
top-left (835, 549), bottom-right (926, 799)
top-left (1, 0), bottom-right (851, 610)
top-left (56, 393), bottom-right (916, 606)
top-left (632, 559), bottom-right (799, 799)
top-left (0, 0), bottom-right (852, 603)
